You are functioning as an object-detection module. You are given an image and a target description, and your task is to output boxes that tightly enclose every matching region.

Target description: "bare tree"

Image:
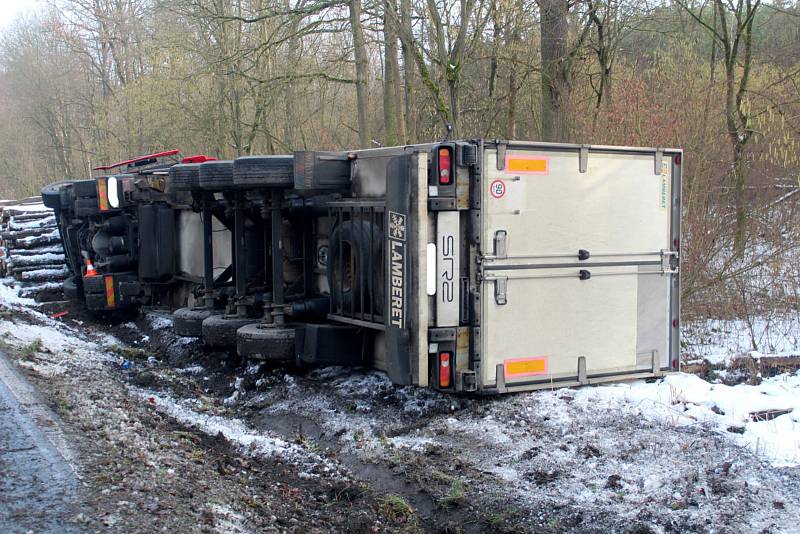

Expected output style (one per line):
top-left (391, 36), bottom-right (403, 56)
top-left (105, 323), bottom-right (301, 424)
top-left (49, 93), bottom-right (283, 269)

top-left (349, 0), bottom-right (372, 147)
top-left (392, 0), bottom-right (489, 136)
top-left (538, 0), bottom-right (593, 142)
top-left (677, 0), bottom-right (762, 255)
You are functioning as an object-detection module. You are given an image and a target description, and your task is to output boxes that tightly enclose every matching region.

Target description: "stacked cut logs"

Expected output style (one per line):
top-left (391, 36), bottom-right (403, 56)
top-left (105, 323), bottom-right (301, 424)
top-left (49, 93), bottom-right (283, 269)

top-left (0, 197), bottom-right (70, 300)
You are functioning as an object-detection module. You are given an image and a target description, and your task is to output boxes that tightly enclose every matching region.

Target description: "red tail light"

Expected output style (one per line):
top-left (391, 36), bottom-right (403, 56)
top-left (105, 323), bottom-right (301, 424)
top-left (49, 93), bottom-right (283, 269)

top-left (438, 147), bottom-right (452, 185)
top-left (439, 352), bottom-right (452, 388)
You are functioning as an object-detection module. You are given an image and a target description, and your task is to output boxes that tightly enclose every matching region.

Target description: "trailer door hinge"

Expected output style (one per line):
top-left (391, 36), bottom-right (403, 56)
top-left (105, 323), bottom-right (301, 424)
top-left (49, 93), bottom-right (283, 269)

top-left (579, 145), bottom-right (589, 173)
top-left (654, 148), bottom-right (664, 175)
top-left (661, 249), bottom-right (679, 273)
top-left (496, 142), bottom-right (507, 170)
top-left (494, 276), bottom-right (508, 305)
top-left (494, 230), bottom-right (507, 259)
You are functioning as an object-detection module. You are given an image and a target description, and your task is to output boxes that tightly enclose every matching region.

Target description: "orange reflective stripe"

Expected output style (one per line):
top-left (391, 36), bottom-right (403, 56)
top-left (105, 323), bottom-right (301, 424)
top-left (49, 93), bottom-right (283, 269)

top-left (503, 357), bottom-right (548, 378)
top-left (104, 276), bottom-right (116, 308)
top-left (97, 179), bottom-right (110, 211)
top-left (506, 155), bottom-right (549, 174)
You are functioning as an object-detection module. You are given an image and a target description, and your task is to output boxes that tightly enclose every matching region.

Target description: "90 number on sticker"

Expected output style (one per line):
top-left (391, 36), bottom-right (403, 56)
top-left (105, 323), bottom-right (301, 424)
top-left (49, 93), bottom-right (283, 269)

top-left (490, 179), bottom-right (506, 199)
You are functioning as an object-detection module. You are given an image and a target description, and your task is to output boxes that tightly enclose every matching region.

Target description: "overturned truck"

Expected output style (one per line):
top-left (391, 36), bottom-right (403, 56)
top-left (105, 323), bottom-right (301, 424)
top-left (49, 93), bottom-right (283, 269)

top-left (43, 140), bottom-right (682, 394)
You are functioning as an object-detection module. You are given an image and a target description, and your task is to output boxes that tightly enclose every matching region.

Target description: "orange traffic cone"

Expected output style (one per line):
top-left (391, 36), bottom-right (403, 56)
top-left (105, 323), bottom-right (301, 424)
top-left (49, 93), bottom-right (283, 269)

top-left (85, 258), bottom-right (98, 277)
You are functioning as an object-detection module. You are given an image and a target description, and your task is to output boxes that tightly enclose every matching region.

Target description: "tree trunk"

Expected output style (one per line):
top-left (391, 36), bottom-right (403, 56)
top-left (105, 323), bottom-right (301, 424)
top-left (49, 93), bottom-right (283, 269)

top-left (506, 71), bottom-right (518, 138)
top-left (539, 0), bottom-right (570, 142)
top-left (399, 0), bottom-right (416, 142)
top-left (349, 0), bottom-right (372, 148)
top-left (383, 0), bottom-right (405, 146)
top-left (732, 141), bottom-right (748, 256)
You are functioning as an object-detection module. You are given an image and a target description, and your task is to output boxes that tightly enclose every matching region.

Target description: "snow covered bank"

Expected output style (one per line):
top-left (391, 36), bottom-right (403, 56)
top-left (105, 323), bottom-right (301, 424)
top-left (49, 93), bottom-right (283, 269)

top-left (130, 387), bottom-right (347, 480)
top-left (683, 316), bottom-right (800, 364)
top-left (574, 373), bottom-right (800, 466)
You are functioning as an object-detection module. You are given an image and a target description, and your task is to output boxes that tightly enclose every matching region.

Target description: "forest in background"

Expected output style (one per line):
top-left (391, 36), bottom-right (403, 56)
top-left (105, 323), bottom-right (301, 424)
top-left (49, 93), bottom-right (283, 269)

top-left (0, 0), bottom-right (798, 330)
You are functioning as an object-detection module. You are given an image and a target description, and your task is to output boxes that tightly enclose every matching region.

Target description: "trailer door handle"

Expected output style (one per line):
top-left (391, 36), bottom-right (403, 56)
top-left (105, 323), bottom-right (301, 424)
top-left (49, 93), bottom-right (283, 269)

top-left (494, 277), bottom-right (508, 305)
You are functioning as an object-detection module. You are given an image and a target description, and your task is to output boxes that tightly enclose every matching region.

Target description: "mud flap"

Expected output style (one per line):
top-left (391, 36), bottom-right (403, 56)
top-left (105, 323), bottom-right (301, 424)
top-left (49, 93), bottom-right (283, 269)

top-left (296, 324), bottom-right (364, 366)
top-left (385, 155), bottom-right (413, 385)
top-left (83, 273), bottom-right (139, 310)
top-left (138, 204), bottom-right (176, 282)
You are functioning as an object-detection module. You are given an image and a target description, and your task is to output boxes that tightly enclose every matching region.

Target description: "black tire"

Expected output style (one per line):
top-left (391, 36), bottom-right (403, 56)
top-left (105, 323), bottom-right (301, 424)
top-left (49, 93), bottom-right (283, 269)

top-left (201, 314), bottom-right (258, 348)
top-left (168, 163), bottom-right (202, 192)
top-left (236, 323), bottom-right (296, 361)
top-left (233, 156), bottom-right (294, 188)
top-left (63, 275), bottom-right (83, 300)
top-left (199, 161), bottom-right (235, 191)
top-left (41, 181), bottom-right (72, 210)
top-left (72, 180), bottom-right (98, 198)
top-left (173, 307), bottom-right (218, 337)
top-left (328, 220), bottom-right (384, 314)
top-left (74, 197), bottom-right (100, 217)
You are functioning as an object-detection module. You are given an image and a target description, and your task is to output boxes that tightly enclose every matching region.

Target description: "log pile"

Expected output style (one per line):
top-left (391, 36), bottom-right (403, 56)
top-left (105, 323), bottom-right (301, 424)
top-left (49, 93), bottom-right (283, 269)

top-left (0, 197), bottom-right (70, 300)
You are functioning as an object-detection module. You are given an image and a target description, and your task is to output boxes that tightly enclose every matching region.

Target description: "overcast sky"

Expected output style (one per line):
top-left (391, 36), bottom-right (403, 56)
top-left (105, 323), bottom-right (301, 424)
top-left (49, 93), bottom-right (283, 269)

top-left (0, 0), bottom-right (44, 30)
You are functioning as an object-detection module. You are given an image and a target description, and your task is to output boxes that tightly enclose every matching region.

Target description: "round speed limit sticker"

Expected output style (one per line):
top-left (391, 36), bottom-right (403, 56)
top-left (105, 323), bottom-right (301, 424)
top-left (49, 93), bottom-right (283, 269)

top-left (490, 179), bottom-right (506, 199)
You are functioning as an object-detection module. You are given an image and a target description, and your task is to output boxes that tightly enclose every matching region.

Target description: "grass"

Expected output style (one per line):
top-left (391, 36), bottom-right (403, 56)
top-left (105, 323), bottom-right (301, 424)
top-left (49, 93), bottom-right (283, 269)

top-left (485, 511), bottom-right (506, 527)
top-left (378, 494), bottom-right (415, 523)
top-left (437, 479), bottom-right (465, 508)
top-left (20, 338), bottom-right (42, 357)
top-left (111, 345), bottom-right (147, 360)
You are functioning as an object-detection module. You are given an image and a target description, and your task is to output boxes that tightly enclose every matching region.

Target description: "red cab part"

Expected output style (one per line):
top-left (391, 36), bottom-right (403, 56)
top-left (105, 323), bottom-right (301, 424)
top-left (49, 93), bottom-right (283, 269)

top-left (437, 146), bottom-right (453, 185)
top-left (93, 149), bottom-right (181, 171)
top-left (181, 155), bottom-right (218, 164)
top-left (439, 351), bottom-right (452, 389)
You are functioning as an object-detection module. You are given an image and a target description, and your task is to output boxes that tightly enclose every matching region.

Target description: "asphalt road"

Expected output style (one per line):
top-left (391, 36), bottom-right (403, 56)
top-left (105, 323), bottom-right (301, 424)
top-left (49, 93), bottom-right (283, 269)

top-left (0, 351), bottom-right (81, 533)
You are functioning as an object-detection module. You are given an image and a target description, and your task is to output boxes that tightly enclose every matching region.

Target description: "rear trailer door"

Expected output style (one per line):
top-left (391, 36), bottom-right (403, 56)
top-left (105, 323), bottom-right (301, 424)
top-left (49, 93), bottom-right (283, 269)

top-left (479, 142), bottom-right (681, 392)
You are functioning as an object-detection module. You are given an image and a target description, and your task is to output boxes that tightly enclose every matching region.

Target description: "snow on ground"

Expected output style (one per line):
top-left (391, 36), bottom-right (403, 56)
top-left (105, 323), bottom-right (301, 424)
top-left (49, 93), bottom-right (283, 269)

top-left (683, 316), bottom-right (800, 364)
top-left (572, 373), bottom-right (800, 466)
top-left (0, 277), bottom-right (39, 307)
top-left (0, 281), bottom-right (127, 375)
top-left (129, 387), bottom-right (347, 480)
top-left (246, 364), bottom-right (800, 530)
top-left (147, 313), bottom-right (172, 330)
top-left (0, 316), bottom-right (113, 376)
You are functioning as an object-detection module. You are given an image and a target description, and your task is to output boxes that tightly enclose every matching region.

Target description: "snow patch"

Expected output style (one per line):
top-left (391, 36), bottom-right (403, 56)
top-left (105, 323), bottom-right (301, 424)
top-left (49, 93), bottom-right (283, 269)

top-left (572, 373), bottom-right (800, 466)
top-left (147, 314), bottom-right (172, 330)
top-left (130, 388), bottom-right (347, 479)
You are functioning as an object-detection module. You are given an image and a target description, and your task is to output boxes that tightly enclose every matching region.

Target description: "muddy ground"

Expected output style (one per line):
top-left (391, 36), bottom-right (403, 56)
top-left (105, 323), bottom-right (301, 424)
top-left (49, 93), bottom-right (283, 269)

top-left (1, 295), bottom-right (799, 533)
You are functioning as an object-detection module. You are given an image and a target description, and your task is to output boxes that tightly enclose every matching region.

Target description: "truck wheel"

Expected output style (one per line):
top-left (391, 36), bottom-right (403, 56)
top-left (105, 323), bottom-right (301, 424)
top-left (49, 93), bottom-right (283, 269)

top-left (236, 323), bottom-right (296, 361)
top-left (41, 181), bottom-right (72, 210)
top-left (328, 220), bottom-right (384, 315)
top-left (168, 164), bottom-right (202, 192)
top-left (199, 161), bottom-right (235, 190)
top-left (233, 156), bottom-right (294, 188)
top-left (173, 307), bottom-right (217, 337)
top-left (201, 314), bottom-right (258, 348)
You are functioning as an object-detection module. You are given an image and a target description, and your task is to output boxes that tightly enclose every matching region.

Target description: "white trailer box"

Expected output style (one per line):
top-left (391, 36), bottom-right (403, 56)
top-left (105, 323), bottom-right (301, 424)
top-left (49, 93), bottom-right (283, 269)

top-left (312, 140), bottom-right (681, 394)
